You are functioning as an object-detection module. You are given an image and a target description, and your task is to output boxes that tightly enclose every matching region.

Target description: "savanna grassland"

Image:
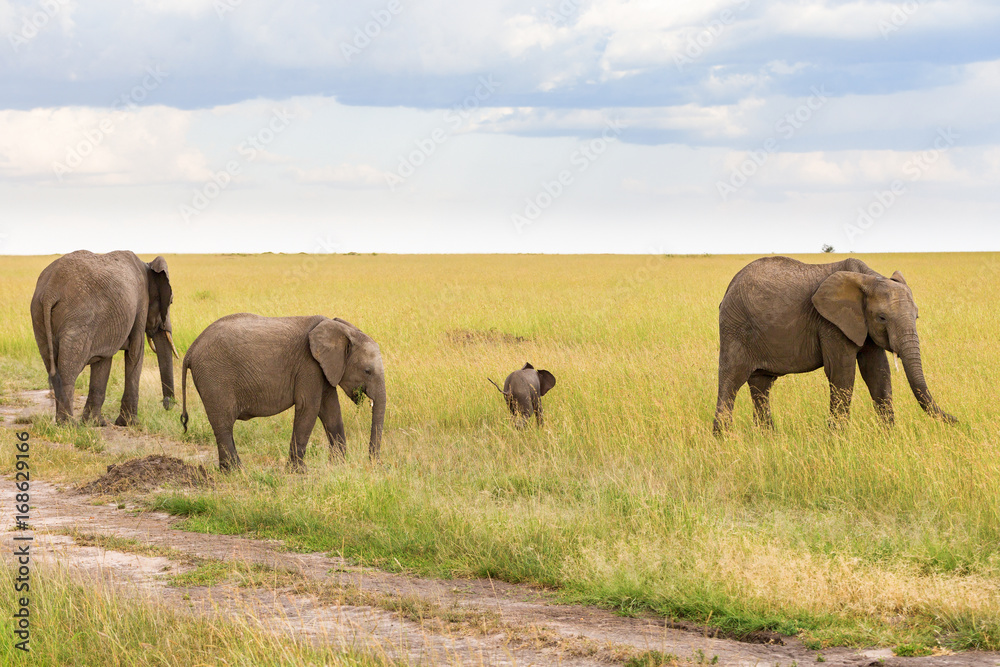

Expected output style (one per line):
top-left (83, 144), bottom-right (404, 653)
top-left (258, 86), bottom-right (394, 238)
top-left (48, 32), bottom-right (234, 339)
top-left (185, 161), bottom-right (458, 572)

top-left (3, 252), bottom-right (1000, 656)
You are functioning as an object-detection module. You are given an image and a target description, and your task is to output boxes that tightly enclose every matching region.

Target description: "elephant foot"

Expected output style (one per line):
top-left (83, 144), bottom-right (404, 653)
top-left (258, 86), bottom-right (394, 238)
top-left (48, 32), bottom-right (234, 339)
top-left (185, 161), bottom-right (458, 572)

top-left (163, 396), bottom-right (176, 410)
top-left (826, 416), bottom-right (850, 430)
top-left (286, 459), bottom-right (307, 473)
top-left (219, 459), bottom-right (244, 473)
top-left (114, 414), bottom-right (137, 427)
top-left (936, 411), bottom-right (959, 425)
top-left (83, 414), bottom-right (110, 427)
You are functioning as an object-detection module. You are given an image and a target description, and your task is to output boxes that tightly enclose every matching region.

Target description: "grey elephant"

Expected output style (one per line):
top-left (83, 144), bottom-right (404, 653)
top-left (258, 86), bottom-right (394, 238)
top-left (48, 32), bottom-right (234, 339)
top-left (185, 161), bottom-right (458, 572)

top-left (30, 250), bottom-right (179, 425)
top-left (489, 363), bottom-right (556, 427)
top-left (713, 256), bottom-right (956, 433)
top-left (180, 314), bottom-right (386, 471)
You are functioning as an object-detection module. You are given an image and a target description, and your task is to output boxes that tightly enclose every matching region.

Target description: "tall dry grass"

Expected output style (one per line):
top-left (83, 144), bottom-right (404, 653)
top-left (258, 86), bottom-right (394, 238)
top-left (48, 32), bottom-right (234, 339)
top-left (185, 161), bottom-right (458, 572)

top-left (2, 252), bottom-right (999, 650)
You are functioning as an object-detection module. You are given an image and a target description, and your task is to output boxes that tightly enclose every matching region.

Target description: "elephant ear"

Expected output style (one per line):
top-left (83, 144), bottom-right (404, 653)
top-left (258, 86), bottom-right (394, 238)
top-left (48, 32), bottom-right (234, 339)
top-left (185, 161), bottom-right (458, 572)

top-left (812, 271), bottom-right (874, 348)
top-left (537, 370), bottom-right (556, 396)
top-left (147, 256), bottom-right (173, 324)
top-left (522, 362), bottom-right (534, 370)
top-left (890, 270), bottom-right (907, 285)
top-left (308, 319), bottom-right (353, 387)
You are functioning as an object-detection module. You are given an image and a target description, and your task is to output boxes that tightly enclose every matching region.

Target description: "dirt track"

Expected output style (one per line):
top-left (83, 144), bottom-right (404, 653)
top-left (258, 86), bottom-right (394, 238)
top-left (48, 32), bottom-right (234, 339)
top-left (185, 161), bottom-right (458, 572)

top-left (4, 390), bottom-right (1000, 666)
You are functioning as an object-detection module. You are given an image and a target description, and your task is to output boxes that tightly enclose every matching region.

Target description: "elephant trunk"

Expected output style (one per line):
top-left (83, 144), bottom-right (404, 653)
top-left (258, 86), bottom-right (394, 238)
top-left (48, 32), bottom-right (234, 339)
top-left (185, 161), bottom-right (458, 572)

top-left (151, 329), bottom-right (176, 409)
top-left (368, 381), bottom-right (386, 461)
top-left (894, 329), bottom-right (956, 424)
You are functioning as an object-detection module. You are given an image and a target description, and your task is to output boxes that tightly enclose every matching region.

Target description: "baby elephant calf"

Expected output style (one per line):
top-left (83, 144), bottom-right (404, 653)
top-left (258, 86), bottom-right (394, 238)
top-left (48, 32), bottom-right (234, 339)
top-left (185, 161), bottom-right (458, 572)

top-left (489, 362), bottom-right (556, 427)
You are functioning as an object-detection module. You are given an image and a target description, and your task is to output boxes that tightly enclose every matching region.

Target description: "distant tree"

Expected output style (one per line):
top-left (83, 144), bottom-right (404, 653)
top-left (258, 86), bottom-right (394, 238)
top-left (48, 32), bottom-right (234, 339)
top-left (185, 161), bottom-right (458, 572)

top-left (822, 244), bottom-right (835, 253)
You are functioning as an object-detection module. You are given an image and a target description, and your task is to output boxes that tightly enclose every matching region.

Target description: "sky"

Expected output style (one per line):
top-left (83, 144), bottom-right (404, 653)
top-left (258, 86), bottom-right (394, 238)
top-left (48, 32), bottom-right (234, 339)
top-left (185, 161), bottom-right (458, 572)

top-left (1, 0), bottom-right (998, 255)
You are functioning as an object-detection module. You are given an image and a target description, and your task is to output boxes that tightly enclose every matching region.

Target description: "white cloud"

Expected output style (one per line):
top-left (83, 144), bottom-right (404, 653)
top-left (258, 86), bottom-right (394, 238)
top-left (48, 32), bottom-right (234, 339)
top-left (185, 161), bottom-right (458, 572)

top-left (0, 105), bottom-right (209, 185)
top-left (720, 147), bottom-right (972, 190)
top-left (762, 1), bottom-right (999, 40)
top-left (133, 0), bottom-right (215, 17)
top-left (290, 164), bottom-right (389, 188)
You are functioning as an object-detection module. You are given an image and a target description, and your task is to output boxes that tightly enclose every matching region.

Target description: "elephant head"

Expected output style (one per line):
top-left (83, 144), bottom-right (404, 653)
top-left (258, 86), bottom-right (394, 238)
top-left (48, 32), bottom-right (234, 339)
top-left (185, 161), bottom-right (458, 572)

top-left (812, 270), bottom-right (956, 423)
top-left (308, 318), bottom-right (386, 459)
top-left (144, 256), bottom-right (179, 409)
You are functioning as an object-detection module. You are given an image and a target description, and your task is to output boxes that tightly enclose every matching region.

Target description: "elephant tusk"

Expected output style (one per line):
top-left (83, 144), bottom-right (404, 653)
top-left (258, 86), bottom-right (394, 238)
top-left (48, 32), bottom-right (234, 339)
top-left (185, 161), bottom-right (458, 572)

top-left (147, 334), bottom-right (157, 354)
top-left (893, 353), bottom-right (900, 372)
top-left (166, 331), bottom-right (180, 359)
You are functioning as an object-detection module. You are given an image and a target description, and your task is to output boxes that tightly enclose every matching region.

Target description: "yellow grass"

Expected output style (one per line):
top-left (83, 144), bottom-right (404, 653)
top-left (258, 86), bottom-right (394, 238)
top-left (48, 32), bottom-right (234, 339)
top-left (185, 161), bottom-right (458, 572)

top-left (2, 252), bottom-right (999, 651)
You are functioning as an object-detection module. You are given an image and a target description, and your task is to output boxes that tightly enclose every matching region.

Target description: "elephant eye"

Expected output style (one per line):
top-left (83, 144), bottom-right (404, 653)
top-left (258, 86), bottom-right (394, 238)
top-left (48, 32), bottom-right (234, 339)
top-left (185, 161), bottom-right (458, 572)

top-left (365, 368), bottom-right (372, 375)
top-left (877, 314), bottom-right (888, 322)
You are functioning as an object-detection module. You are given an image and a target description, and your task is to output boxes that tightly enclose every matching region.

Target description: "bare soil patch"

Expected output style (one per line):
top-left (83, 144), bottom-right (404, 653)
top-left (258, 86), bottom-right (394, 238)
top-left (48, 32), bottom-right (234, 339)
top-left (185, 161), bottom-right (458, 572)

top-left (77, 455), bottom-right (209, 495)
top-left (5, 390), bottom-right (1000, 666)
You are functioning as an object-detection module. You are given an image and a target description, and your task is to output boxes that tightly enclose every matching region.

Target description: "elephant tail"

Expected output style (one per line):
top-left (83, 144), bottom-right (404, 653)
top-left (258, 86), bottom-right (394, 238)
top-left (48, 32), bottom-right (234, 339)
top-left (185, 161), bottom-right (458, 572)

top-left (180, 356), bottom-right (190, 433)
top-left (487, 378), bottom-right (507, 395)
top-left (42, 298), bottom-right (62, 398)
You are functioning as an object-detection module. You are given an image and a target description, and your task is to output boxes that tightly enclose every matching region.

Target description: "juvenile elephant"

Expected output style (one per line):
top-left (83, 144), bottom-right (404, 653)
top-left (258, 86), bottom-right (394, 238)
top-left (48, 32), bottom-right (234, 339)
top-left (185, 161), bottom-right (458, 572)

top-left (30, 250), bottom-right (178, 425)
top-left (180, 314), bottom-right (386, 470)
top-left (713, 256), bottom-right (956, 433)
top-left (489, 363), bottom-right (556, 427)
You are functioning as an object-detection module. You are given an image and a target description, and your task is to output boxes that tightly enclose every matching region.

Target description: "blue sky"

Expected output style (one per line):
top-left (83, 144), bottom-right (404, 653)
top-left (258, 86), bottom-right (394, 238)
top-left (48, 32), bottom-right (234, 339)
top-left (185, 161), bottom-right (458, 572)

top-left (1, 0), bottom-right (999, 254)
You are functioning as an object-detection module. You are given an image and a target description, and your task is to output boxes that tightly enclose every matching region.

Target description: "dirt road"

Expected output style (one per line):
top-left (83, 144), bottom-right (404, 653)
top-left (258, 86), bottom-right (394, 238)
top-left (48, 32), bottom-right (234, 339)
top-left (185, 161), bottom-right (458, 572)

top-left (3, 390), bottom-right (998, 666)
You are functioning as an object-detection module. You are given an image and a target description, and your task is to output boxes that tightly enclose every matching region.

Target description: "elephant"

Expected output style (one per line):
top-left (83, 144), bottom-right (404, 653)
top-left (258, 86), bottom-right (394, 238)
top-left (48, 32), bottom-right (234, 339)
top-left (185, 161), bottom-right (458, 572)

top-left (30, 250), bottom-right (178, 425)
top-left (489, 363), bottom-right (556, 427)
top-left (713, 256), bottom-right (957, 433)
top-left (180, 314), bottom-right (386, 471)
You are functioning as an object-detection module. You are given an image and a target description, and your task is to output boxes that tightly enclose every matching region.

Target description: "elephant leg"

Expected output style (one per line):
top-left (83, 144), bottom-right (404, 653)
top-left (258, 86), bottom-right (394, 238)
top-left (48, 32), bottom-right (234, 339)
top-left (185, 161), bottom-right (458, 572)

top-left (288, 400), bottom-right (320, 471)
top-left (53, 341), bottom-right (88, 423)
top-left (823, 348), bottom-right (857, 423)
top-left (115, 333), bottom-right (144, 426)
top-left (209, 418), bottom-right (242, 472)
top-left (535, 402), bottom-right (544, 427)
top-left (319, 389), bottom-right (347, 461)
top-left (713, 355), bottom-right (752, 434)
top-left (747, 372), bottom-right (777, 429)
top-left (506, 395), bottom-right (525, 428)
top-left (858, 341), bottom-right (894, 425)
top-left (516, 397), bottom-right (532, 429)
top-left (81, 357), bottom-right (113, 425)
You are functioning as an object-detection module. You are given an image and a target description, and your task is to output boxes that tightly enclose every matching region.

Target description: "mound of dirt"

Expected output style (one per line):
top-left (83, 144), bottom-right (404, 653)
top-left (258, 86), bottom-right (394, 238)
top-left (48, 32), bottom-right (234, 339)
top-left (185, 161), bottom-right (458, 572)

top-left (78, 455), bottom-right (208, 495)
top-left (446, 328), bottom-right (529, 345)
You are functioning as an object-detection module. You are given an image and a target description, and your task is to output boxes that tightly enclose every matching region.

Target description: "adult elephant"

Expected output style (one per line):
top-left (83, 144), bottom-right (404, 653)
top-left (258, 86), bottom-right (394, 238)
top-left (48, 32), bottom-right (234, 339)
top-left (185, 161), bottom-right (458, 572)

top-left (713, 256), bottom-right (956, 433)
top-left (30, 250), bottom-right (179, 425)
top-left (180, 314), bottom-right (386, 471)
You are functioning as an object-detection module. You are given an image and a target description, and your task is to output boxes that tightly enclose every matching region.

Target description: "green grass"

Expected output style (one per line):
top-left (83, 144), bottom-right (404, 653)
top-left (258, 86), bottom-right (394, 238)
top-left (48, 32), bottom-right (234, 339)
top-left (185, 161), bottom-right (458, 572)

top-left (167, 559), bottom-right (302, 589)
top-left (30, 417), bottom-right (106, 452)
top-left (3, 252), bottom-right (1000, 652)
top-left (0, 563), bottom-right (393, 666)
